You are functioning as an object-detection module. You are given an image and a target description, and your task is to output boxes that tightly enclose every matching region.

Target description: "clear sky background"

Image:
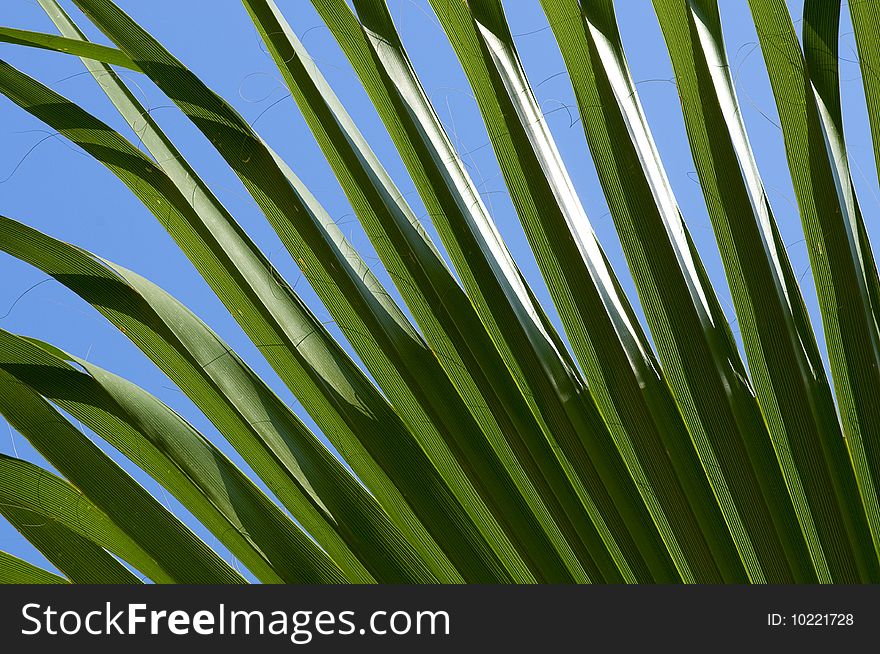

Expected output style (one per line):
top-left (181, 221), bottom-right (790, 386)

top-left (1, 0), bottom-right (876, 580)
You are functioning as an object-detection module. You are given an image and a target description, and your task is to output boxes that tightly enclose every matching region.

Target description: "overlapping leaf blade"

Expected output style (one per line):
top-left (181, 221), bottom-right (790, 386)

top-left (651, 0), bottom-right (862, 583)
top-left (242, 0), bottom-right (585, 583)
top-left (0, 0), bottom-right (879, 585)
top-left (0, 329), bottom-right (347, 583)
top-left (0, 54), bottom-right (479, 583)
top-left (66, 0), bottom-right (561, 582)
top-left (0, 367), bottom-right (244, 584)
top-left (538, 0), bottom-right (819, 583)
top-left (442, 0), bottom-right (751, 583)
top-left (0, 454), bottom-right (164, 582)
top-left (0, 551), bottom-right (67, 584)
top-left (2, 506), bottom-right (143, 584)
top-left (747, 0), bottom-right (880, 580)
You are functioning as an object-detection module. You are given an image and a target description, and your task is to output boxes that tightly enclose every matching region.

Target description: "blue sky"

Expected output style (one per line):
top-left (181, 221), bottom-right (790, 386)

top-left (0, 0), bottom-right (876, 579)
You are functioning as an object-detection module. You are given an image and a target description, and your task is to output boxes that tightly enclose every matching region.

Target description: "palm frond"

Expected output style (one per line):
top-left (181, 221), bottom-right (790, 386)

top-left (1, 0), bottom-right (878, 584)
